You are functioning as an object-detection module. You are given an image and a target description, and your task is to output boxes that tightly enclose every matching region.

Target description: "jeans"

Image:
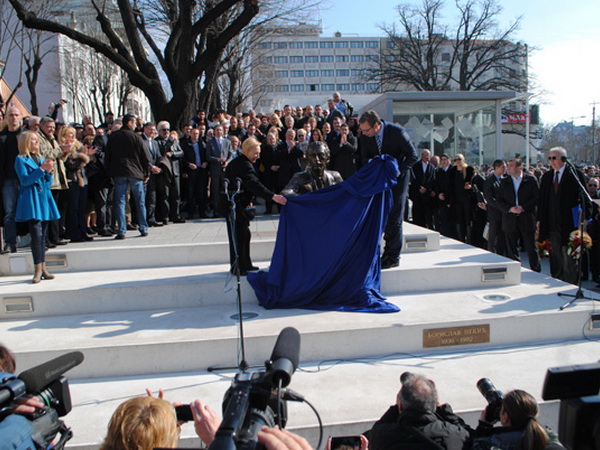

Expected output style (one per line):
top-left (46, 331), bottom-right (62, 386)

top-left (114, 177), bottom-right (148, 236)
top-left (2, 178), bottom-right (19, 248)
top-left (29, 220), bottom-right (48, 264)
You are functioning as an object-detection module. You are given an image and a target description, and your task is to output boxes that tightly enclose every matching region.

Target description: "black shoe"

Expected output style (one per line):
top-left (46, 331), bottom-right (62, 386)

top-left (148, 221), bottom-right (163, 227)
top-left (247, 265), bottom-right (260, 272)
top-left (173, 218), bottom-right (186, 224)
top-left (46, 242), bottom-right (57, 249)
top-left (70, 238), bottom-right (85, 243)
top-left (162, 220), bottom-right (169, 226)
top-left (382, 259), bottom-right (399, 270)
top-left (53, 240), bottom-right (68, 246)
top-left (140, 230), bottom-right (148, 237)
top-left (115, 234), bottom-right (125, 240)
top-left (98, 230), bottom-right (114, 237)
top-left (127, 224), bottom-right (137, 231)
top-left (83, 235), bottom-right (94, 241)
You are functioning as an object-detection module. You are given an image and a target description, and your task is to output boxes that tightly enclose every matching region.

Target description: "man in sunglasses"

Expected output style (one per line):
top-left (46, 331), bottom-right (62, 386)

top-left (538, 147), bottom-right (589, 284)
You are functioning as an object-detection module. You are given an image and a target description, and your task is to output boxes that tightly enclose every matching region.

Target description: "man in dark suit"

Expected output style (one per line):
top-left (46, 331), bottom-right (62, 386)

top-left (496, 158), bottom-right (540, 272)
top-left (105, 114), bottom-right (150, 239)
top-left (483, 159), bottom-right (506, 256)
top-left (224, 137), bottom-right (287, 275)
top-left (409, 149), bottom-right (436, 229)
top-left (141, 122), bottom-right (163, 227)
top-left (156, 121), bottom-right (185, 224)
top-left (206, 124), bottom-right (232, 217)
top-left (329, 122), bottom-right (357, 180)
top-left (182, 127), bottom-right (209, 219)
top-left (434, 154), bottom-right (454, 237)
top-left (538, 147), bottom-right (590, 283)
top-left (359, 110), bottom-right (418, 269)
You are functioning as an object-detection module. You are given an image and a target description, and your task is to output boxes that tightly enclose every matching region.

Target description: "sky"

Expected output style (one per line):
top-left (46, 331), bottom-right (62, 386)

top-left (316, 0), bottom-right (600, 126)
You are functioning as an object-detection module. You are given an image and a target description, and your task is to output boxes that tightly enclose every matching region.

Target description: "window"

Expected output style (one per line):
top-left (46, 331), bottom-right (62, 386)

top-left (274, 42), bottom-right (288, 49)
top-left (365, 41), bottom-right (379, 48)
top-left (274, 70), bottom-right (289, 77)
top-left (351, 83), bottom-right (365, 91)
top-left (305, 55), bottom-right (319, 63)
top-left (442, 53), bottom-right (451, 62)
top-left (335, 41), bottom-right (349, 48)
top-left (320, 55), bottom-right (334, 63)
top-left (290, 56), bottom-right (303, 63)
top-left (307, 84), bottom-right (319, 92)
top-left (289, 42), bottom-right (303, 49)
top-left (366, 55), bottom-right (380, 63)
top-left (274, 56), bottom-right (288, 64)
top-left (336, 84), bottom-right (350, 91)
top-left (290, 70), bottom-right (304, 77)
top-left (386, 41), bottom-right (396, 49)
top-left (351, 55), bottom-right (365, 63)
top-left (305, 41), bottom-right (319, 48)
top-left (259, 56), bottom-right (273, 64)
top-left (366, 83), bottom-right (379, 91)
top-left (336, 69), bottom-right (350, 77)
top-left (320, 41), bottom-right (334, 48)
top-left (290, 84), bottom-right (305, 92)
top-left (306, 70), bottom-right (319, 77)
top-left (258, 42), bottom-right (272, 49)
top-left (259, 100), bottom-right (271, 107)
top-left (351, 69), bottom-right (364, 77)
top-left (320, 69), bottom-right (334, 77)
top-left (350, 41), bottom-right (364, 48)
top-left (259, 85), bottom-right (273, 93)
top-left (385, 56), bottom-right (395, 63)
top-left (336, 55), bottom-right (349, 63)
top-left (274, 85), bottom-right (289, 92)
top-left (321, 84), bottom-right (335, 91)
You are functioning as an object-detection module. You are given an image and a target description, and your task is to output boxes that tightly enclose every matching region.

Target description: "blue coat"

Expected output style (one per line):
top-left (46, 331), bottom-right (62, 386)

top-left (14, 155), bottom-right (60, 222)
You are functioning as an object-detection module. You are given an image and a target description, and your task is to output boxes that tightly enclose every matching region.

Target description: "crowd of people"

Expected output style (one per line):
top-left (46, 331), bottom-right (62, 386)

top-left (1, 92), bottom-right (599, 285)
top-left (0, 343), bottom-right (568, 449)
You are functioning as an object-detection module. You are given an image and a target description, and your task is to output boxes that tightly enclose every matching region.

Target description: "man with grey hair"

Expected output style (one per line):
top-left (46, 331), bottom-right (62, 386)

top-left (367, 372), bottom-right (472, 450)
top-left (538, 146), bottom-right (590, 283)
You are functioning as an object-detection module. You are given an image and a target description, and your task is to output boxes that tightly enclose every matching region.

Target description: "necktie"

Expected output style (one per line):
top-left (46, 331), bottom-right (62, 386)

top-left (554, 171), bottom-right (559, 194)
top-left (376, 134), bottom-right (382, 153)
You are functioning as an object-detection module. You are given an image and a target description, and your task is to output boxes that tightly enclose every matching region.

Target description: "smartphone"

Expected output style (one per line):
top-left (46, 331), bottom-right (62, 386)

top-left (175, 404), bottom-right (193, 422)
top-left (330, 435), bottom-right (361, 450)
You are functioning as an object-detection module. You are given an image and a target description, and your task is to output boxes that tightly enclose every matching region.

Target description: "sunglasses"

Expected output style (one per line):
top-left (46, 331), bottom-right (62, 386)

top-left (548, 156), bottom-right (559, 160)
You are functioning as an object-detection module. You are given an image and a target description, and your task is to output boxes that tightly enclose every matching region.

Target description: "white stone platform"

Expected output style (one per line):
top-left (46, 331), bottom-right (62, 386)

top-left (0, 217), bottom-right (599, 449)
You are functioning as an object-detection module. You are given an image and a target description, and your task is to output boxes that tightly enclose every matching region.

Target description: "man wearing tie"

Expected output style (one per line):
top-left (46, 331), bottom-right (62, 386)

top-left (538, 147), bottom-right (589, 283)
top-left (206, 125), bottom-right (232, 217)
top-left (141, 122), bottom-right (163, 227)
top-left (496, 158), bottom-right (540, 272)
top-left (483, 159), bottom-right (506, 256)
top-left (359, 110), bottom-right (418, 269)
top-left (182, 127), bottom-right (208, 219)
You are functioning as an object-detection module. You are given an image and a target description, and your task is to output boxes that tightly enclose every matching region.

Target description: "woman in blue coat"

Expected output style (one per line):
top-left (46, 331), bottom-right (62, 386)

top-left (15, 131), bottom-right (60, 283)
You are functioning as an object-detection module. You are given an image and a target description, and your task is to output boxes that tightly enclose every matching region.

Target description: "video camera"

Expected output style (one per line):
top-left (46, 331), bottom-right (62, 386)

top-left (208, 327), bottom-right (302, 450)
top-left (543, 362), bottom-right (600, 450)
top-left (0, 351), bottom-right (84, 449)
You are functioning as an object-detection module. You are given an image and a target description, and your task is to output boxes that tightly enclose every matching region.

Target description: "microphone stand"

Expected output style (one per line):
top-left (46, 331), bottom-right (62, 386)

top-left (559, 160), bottom-right (598, 310)
top-left (208, 179), bottom-right (257, 372)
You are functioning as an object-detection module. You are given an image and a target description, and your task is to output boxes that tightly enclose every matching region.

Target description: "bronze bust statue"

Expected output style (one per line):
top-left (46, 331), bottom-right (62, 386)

top-left (281, 141), bottom-right (343, 197)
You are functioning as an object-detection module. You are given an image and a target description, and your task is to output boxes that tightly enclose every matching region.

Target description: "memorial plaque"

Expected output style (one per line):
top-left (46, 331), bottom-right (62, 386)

top-left (423, 324), bottom-right (490, 348)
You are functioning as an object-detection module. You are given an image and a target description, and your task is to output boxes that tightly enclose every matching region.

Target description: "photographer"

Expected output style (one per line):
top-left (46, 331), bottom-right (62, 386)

top-left (472, 389), bottom-right (564, 450)
top-left (366, 372), bottom-right (472, 450)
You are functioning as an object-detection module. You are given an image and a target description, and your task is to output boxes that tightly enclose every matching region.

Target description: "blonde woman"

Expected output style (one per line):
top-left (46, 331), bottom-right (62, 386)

top-left (14, 131), bottom-right (60, 283)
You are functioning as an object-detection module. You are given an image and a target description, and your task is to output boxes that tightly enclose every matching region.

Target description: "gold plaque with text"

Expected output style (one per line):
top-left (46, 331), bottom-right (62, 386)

top-left (423, 325), bottom-right (490, 348)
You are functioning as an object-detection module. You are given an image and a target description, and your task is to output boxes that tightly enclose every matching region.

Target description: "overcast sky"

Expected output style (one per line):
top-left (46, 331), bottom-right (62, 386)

top-left (316, 0), bottom-right (600, 126)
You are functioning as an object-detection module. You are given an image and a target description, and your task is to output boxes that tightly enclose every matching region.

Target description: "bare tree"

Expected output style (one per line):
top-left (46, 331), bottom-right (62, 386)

top-left (7, 0), bottom-right (261, 128)
top-left (372, 0), bottom-right (527, 92)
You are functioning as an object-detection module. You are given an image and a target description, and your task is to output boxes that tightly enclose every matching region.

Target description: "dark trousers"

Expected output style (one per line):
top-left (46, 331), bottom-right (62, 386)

top-left (29, 220), bottom-right (48, 264)
top-left (383, 172), bottom-right (410, 261)
top-left (90, 182), bottom-right (113, 232)
top-left (66, 183), bottom-right (88, 240)
top-left (186, 169), bottom-right (208, 218)
top-left (145, 174), bottom-right (159, 223)
top-left (49, 189), bottom-right (68, 243)
top-left (487, 216), bottom-right (505, 256)
top-left (504, 225), bottom-right (540, 272)
top-left (226, 206), bottom-right (252, 272)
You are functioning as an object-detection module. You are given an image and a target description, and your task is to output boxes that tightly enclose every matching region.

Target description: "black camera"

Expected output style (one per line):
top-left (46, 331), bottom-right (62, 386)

top-left (0, 351), bottom-right (83, 449)
top-left (208, 327), bottom-right (301, 450)
top-left (476, 378), bottom-right (503, 423)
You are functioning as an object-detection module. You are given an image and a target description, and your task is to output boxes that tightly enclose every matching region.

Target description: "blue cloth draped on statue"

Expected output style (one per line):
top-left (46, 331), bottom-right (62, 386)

top-left (247, 154), bottom-right (401, 313)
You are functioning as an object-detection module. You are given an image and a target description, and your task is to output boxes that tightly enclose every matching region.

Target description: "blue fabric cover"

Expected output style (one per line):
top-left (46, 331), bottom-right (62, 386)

top-left (247, 155), bottom-right (401, 313)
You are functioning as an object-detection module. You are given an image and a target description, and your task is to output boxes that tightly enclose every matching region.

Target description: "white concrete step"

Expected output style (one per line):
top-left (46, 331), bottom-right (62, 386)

top-left (0, 220), bottom-right (440, 275)
top-left (4, 270), bottom-right (596, 380)
top-left (0, 239), bottom-right (518, 320)
top-left (60, 339), bottom-right (598, 449)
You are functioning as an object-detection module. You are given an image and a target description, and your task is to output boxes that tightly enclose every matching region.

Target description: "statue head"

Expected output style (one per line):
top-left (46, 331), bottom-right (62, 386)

top-left (306, 141), bottom-right (330, 178)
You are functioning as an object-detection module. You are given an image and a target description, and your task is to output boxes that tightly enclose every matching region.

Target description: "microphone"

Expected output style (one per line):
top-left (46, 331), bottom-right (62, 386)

top-left (561, 155), bottom-right (568, 162)
top-left (223, 178), bottom-right (230, 191)
top-left (235, 177), bottom-right (242, 193)
top-left (19, 351), bottom-right (84, 394)
top-left (266, 327), bottom-right (300, 388)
